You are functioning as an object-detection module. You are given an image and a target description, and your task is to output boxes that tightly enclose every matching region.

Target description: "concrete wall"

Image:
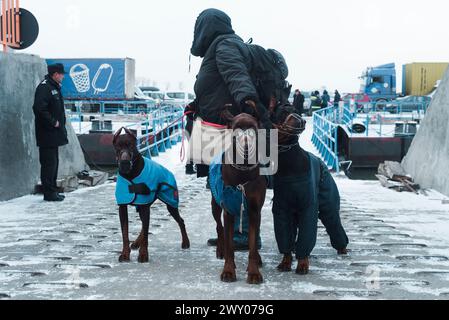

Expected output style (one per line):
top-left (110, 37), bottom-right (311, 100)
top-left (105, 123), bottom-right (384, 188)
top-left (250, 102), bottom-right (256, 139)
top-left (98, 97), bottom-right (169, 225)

top-left (0, 52), bottom-right (88, 201)
top-left (402, 67), bottom-right (449, 196)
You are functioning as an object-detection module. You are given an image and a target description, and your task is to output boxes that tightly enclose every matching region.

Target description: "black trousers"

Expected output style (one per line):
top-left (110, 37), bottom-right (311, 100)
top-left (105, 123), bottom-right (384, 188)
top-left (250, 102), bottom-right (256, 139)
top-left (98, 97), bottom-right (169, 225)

top-left (39, 147), bottom-right (59, 195)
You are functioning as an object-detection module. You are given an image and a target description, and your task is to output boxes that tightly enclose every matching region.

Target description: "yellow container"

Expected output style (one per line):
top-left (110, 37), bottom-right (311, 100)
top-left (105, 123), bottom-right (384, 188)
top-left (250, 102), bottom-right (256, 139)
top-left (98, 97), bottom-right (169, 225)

top-left (403, 63), bottom-right (449, 96)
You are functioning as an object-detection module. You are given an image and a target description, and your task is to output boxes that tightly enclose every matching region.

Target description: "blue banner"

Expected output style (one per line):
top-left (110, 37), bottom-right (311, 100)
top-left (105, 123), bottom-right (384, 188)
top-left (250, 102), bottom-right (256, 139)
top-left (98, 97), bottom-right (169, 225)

top-left (46, 58), bottom-right (128, 100)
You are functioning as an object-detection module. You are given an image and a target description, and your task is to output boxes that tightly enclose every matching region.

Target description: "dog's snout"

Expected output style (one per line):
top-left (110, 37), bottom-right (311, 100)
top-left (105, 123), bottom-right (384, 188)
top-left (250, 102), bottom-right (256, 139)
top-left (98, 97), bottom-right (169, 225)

top-left (119, 150), bottom-right (132, 161)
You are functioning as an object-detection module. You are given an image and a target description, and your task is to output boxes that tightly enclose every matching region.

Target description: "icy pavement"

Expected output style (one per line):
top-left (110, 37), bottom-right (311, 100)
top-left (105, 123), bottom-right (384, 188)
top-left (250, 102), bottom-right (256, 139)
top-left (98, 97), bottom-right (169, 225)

top-left (1, 120), bottom-right (449, 300)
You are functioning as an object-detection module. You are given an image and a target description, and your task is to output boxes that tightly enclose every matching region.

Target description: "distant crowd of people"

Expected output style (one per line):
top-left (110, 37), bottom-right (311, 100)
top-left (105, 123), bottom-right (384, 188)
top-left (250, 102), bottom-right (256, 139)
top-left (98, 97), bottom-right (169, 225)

top-left (292, 89), bottom-right (342, 116)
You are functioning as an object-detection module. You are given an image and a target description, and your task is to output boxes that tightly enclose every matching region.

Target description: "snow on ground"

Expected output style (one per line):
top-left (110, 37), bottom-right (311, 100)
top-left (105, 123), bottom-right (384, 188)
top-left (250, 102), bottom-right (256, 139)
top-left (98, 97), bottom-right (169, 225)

top-left (1, 119), bottom-right (449, 300)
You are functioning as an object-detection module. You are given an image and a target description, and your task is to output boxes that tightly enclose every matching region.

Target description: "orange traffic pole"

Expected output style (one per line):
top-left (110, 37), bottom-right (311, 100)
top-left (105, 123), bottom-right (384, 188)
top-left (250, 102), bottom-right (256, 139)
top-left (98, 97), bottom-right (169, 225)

top-left (15, 0), bottom-right (19, 46)
top-left (8, 0), bottom-right (14, 48)
top-left (1, 0), bottom-right (7, 52)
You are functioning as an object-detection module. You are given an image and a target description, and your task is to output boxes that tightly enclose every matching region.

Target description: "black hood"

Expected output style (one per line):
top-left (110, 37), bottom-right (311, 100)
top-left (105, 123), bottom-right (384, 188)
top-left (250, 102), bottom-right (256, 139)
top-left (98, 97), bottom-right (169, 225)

top-left (191, 8), bottom-right (235, 58)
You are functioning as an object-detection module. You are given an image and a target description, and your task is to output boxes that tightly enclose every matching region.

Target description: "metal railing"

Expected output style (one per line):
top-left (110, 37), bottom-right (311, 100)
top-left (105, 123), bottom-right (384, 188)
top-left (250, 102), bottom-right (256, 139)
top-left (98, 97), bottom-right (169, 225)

top-left (64, 100), bottom-right (159, 115)
top-left (1, 0), bottom-right (20, 51)
top-left (342, 100), bottom-right (430, 137)
top-left (67, 102), bottom-right (186, 160)
top-left (312, 106), bottom-right (340, 173)
top-left (129, 106), bottom-right (185, 158)
top-left (312, 99), bottom-right (431, 173)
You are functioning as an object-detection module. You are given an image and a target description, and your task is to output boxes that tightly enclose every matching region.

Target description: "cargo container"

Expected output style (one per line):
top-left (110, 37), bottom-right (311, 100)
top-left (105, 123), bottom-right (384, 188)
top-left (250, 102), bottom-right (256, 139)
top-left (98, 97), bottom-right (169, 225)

top-left (45, 58), bottom-right (136, 100)
top-left (360, 62), bottom-right (448, 101)
top-left (402, 63), bottom-right (449, 96)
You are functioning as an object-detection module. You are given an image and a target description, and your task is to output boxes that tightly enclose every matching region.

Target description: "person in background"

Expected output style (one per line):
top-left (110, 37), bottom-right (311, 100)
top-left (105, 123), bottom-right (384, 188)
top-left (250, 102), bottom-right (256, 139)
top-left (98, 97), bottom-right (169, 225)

top-left (310, 90), bottom-right (322, 113)
top-left (293, 89), bottom-right (305, 115)
top-left (32, 63), bottom-right (69, 202)
top-left (334, 90), bottom-right (341, 107)
top-left (321, 90), bottom-right (330, 109)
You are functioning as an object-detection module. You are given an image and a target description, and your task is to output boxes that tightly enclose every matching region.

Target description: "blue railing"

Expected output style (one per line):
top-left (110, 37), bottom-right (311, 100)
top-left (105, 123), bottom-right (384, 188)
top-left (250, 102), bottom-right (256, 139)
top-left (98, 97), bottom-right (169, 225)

top-left (126, 105), bottom-right (185, 159)
top-left (65, 100), bottom-right (160, 115)
top-left (313, 99), bottom-right (431, 172)
top-left (312, 106), bottom-right (340, 173)
top-left (342, 101), bottom-right (429, 137)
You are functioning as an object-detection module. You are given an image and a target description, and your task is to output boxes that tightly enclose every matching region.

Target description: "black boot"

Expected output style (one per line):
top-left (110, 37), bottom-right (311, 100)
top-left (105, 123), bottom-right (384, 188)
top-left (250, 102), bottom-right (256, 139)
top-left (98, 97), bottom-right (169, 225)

top-left (185, 163), bottom-right (196, 175)
top-left (44, 192), bottom-right (64, 202)
top-left (207, 238), bottom-right (218, 247)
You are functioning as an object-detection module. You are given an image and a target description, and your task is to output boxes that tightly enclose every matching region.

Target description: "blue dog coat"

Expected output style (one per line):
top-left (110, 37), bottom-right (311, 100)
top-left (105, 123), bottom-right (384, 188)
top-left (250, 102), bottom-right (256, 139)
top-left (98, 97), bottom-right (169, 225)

top-left (209, 154), bottom-right (247, 217)
top-left (115, 157), bottom-right (179, 208)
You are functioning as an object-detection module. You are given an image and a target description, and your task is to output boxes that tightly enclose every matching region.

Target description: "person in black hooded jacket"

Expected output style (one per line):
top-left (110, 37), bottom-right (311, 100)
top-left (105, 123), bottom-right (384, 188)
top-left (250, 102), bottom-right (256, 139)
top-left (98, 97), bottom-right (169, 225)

top-left (190, 8), bottom-right (271, 129)
top-left (189, 8), bottom-right (269, 250)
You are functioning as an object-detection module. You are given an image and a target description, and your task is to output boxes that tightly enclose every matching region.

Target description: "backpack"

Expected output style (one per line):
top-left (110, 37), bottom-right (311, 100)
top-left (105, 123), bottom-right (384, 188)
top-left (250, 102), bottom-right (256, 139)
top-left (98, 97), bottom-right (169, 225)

top-left (245, 38), bottom-right (291, 108)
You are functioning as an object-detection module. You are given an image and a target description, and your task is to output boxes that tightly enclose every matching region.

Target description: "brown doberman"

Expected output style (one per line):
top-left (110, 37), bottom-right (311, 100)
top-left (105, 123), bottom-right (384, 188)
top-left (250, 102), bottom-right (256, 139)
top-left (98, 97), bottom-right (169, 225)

top-left (211, 110), bottom-right (267, 284)
top-left (113, 127), bottom-right (190, 263)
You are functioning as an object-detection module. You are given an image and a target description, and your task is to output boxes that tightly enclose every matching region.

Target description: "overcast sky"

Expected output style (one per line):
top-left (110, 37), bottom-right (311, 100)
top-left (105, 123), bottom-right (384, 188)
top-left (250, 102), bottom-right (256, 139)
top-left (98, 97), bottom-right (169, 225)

top-left (19, 0), bottom-right (449, 93)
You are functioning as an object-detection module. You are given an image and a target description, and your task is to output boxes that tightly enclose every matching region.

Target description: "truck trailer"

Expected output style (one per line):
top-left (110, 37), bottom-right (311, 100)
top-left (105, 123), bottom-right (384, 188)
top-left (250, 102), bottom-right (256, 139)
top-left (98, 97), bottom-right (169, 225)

top-left (360, 62), bottom-right (448, 102)
top-left (45, 58), bottom-right (136, 100)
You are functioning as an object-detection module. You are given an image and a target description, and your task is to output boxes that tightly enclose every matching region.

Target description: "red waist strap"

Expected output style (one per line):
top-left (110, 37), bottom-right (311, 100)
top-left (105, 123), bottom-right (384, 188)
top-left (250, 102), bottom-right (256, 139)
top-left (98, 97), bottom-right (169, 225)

top-left (201, 120), bottom-right (227, 130)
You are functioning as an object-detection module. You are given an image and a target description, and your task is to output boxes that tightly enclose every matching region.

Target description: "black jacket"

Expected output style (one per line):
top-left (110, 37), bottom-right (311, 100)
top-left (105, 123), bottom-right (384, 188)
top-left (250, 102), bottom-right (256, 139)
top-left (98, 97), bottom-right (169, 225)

top-left (33, 75), bottom-right (68, 148)
top-left (334, 92), bottom-right (341, 105)
top-left (191, 9), bottom-right (269, 126)
top-left (321, 92), bottom-right (331, 108)
top-left (293, 93), bottom-right (305, 112)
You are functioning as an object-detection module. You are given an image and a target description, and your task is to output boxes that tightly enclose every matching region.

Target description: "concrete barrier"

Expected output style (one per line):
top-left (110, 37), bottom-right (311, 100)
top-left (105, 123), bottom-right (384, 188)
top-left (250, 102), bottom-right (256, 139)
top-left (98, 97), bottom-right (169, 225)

top-left (0, 52), bottom-right (88, 201)
top-left (402, 67), bottom-right (449, 196)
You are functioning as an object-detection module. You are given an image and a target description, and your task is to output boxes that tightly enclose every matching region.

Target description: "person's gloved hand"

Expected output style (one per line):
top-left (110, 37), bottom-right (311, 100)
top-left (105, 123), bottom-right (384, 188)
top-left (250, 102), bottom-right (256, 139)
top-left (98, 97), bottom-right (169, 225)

top-left (185, 100), bottom-right (198, 121)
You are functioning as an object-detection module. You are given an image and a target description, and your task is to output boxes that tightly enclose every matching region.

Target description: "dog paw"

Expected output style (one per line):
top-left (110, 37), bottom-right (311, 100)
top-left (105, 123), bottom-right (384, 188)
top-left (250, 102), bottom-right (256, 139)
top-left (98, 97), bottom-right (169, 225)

top-left (119, 253), bottom-right (131, 263)
top-left (296, 258), bottom-right (310, 275)
top-left (338, 248), bottom-right (348, 255)
top-left (277, 262), bottom-right (292, 272)
top-left (221, 270), bottom-right (237, 283)
top-left (182, 239), bottom-right (190, 250)
top-left (277, 255), bottom-right (292, 272)
top-left (247, 273), bottom-right (264, 285)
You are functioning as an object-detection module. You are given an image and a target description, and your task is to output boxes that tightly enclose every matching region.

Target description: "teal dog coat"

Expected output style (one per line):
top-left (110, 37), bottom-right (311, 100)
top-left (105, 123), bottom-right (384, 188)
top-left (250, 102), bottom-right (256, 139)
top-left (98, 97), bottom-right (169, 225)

top-left (209, 154), bottom-right (248, 217)
top-left (115, 157), bottom-right (179, 208)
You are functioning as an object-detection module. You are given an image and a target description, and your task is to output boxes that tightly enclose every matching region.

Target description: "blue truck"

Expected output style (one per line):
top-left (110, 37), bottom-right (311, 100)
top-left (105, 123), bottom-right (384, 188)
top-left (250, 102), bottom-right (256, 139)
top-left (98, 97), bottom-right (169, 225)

top-left (359, 63), bottom-right (398, 103)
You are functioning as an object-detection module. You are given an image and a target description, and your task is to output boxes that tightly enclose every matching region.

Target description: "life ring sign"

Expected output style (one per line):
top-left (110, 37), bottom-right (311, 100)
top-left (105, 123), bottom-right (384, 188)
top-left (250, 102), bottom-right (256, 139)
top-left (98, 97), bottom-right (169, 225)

top-left (0, 6), bottom-right (39, 50)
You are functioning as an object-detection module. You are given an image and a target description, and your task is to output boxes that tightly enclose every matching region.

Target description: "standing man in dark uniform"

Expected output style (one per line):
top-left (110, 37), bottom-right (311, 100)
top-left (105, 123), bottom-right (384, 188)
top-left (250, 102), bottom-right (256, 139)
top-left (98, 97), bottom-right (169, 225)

top-left (293, 89), bottom-right (305, 115)
top-left (33, 63), bottom-right (69, 202)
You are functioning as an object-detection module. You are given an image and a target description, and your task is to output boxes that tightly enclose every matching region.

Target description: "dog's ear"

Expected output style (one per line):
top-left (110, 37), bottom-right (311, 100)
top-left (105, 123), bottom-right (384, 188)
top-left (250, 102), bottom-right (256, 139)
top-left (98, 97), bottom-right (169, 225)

top-left (221, 109), bottom-right (235, 126)
top-left (123, 127), bottom-right (137, 140)
top-left (113, 127), bottom-right (124, 146)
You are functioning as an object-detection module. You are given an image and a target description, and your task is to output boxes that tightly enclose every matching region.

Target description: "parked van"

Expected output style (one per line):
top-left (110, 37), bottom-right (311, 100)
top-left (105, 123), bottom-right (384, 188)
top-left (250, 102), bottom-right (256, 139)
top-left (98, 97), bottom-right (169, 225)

top-left (166, 92), bottom-right (196, 105)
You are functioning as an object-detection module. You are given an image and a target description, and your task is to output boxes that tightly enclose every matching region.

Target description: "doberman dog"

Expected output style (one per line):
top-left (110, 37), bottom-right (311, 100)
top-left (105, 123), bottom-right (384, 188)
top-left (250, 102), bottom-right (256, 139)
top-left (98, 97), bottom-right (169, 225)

top-left (113, 127), bottom-right (190, 263)
top-left (209, 111), bottom-right (267, 284)
top-left (272, 106), bottom-right (348, 275)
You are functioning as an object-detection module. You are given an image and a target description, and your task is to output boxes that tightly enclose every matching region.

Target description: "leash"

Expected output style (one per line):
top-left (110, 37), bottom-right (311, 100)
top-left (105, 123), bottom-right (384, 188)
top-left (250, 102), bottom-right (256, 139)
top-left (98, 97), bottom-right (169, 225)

top-left (180, 111), bottom-right (195, 162)
top-left (236, 182), bottom-right (250, 234)
top-left (138, 111), bottom-right (194, 163)
top-left (279, 142), bottom-right (300, 153)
